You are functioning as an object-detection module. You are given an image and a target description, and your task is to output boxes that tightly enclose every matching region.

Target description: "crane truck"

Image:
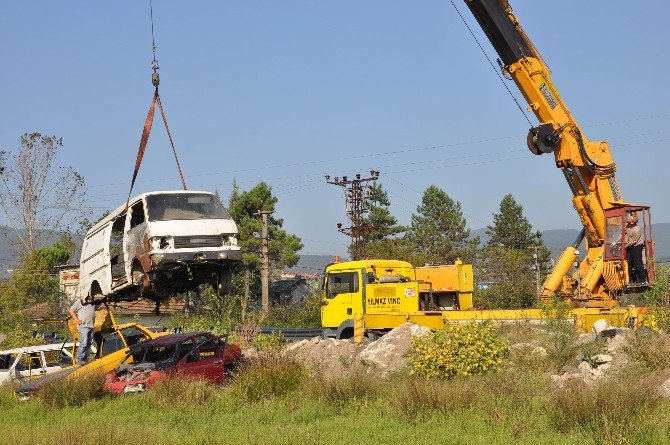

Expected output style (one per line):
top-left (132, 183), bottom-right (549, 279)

top-left (322, 1), bottom-right (657, 338)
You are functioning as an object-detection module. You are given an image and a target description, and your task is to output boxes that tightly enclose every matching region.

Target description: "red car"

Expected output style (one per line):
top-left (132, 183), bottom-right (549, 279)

top-left (103, 332), bottom-right (241, 394)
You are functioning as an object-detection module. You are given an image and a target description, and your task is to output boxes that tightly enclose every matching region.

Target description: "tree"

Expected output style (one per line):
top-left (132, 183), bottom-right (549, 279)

top-left (486, 194), bottom-right (542, 249)
top-left (476, 194), bottom-right (550, 309)
top-left (0, 242), bottom-right (71, 332)
top-left (475, 246), bottom-right (537, 309)
top-left (408, 185), bottom-right (478, 265)
top-left (228, 182), bottom-right (302, 271)
top-left (359, 182), bottom-right (406, 259)
top-left (227, 182), bottom-right (303, 315)
top-left (0, 133), bottom-right (87, 255)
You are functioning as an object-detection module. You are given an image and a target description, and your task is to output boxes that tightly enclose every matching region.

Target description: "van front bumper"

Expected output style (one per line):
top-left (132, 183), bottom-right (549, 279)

top-left (151, 249), bottom-right (242, 266)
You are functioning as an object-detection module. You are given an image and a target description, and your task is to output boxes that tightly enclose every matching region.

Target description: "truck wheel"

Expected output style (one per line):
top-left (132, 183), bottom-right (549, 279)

top-left (90, 283), bottom-right (103, 303)
top-left (217, 268), bottom-right (232, 296)
top-left (132, 261), bottom-right (146, 286)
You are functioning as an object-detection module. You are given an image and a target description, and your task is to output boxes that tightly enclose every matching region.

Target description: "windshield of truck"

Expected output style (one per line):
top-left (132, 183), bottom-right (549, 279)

top-left (326, 272), bottom-right (359, 298)
top-left (146, 193), bottom-right (230, 221)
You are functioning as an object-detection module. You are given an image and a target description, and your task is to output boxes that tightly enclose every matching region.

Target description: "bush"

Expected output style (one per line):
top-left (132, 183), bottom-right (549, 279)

top-left (253, 331), bottom-right (283, 350)
top-left (410, 322), bottom-right (508, 378)
top-left (232, 352), bottom-right (306, 402)
top-left (35, 373), bottom-right (106, 409)
top-left (264, 292), bottom-right (322, 328)
top-left (147, 375), bottom-right (215, 406)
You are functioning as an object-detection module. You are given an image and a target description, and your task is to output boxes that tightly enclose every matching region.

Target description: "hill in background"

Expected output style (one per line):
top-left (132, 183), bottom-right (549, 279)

top-left (471, 223), bottom-right (670, 264)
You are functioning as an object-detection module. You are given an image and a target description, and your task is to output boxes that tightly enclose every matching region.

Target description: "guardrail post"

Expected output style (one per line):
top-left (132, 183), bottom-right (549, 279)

top-left (354, 313), bottom-right (365, 343)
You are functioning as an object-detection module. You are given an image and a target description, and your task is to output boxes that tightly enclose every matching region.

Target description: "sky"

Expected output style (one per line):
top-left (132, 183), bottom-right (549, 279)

top-left (1, 1), bottom-right (668, 257)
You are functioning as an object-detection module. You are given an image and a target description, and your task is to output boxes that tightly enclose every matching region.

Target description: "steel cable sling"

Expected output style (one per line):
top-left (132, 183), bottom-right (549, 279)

top-left (127, 0), bottom-right (187, 208)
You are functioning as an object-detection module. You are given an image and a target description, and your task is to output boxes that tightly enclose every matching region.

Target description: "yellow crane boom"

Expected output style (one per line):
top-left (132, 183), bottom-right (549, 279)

top-left (464, 0), bottom-right (656, 308)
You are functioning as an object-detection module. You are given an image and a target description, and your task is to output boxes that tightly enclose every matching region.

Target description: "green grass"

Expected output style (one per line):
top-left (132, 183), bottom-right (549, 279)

top-left (2, 327), bottom-right (669, 445)
top-left (1, 369), bottom-right (669, 445)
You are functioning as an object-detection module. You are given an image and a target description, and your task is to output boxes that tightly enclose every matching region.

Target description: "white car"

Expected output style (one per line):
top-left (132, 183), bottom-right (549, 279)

top-left (0, 343), bottom-right (75, 384)
top-left (79, 190), bottom-right (241, 303)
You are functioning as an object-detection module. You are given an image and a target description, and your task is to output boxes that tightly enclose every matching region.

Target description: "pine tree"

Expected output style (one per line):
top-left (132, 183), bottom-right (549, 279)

top-left (486, 194), bottom-right (542, 249)
top-left (227, 182), bottom-right (302, 271)
top-left (358, 182), bottom-right (406, 259)
top-left (227, 182), bottom-right (303, 316)
top-left (408, 185), bottom-right (478, 265)
top-left (476, 194), bottom-right (550, 309)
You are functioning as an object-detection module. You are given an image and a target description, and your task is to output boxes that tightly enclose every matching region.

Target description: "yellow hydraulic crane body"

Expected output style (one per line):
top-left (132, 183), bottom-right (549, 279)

top-left (465, 0), bottom-right (656, 308)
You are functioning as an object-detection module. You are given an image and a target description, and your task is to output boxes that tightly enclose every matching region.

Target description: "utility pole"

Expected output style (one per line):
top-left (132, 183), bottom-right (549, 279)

top-left (325, 171), bottom-right (379, 260)
top-left (255, 209), bottom-right (273, 313)
top-left (528, 246), bottom-right (543, 304)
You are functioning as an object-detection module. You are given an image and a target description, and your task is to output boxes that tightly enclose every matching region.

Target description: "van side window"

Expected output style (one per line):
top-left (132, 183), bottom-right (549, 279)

top-left (129, 202), bottom-right (146, 228)
top-left (110, 216), bottom-right (125, 259)
top-left (326, 272), bottom-right (359, 299)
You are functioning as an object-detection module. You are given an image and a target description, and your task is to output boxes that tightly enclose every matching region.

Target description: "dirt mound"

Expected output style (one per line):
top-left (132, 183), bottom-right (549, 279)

top-left (359, 323), bottom-right (430, 374)
top-left (283, 322), bottom-right (429, 376)
top-left (284, 337), bottom-right (365, 375)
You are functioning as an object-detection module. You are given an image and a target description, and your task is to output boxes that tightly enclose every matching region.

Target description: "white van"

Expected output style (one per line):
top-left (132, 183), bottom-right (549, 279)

top-left (79, 190), bottom-right (241, 302)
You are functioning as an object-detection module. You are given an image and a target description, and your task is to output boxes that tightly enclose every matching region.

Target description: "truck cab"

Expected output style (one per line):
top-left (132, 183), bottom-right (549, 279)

top-left (322, 259), bottom-right (475, 339)
top-left (322, 259), bottom-right (417, 339)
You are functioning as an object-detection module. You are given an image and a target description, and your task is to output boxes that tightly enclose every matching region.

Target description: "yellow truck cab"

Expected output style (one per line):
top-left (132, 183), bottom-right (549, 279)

top-left (321, 259), bottom-right (474, 339)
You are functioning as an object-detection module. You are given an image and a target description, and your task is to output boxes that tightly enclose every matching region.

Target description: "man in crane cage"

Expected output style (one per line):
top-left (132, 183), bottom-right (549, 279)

top-left (623, 213), bottom-right (648, 284)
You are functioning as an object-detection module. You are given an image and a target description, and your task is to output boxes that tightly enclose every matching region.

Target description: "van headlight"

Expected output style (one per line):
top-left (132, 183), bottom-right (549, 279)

top-left (150, 236), bottom-right (173, 250)
top-left (223, 235), bottom-right (237, 246)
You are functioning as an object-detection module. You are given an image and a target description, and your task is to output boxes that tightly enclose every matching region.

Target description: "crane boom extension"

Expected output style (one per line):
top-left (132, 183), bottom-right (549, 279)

top-left (464, 0), bottom-right (655, 307)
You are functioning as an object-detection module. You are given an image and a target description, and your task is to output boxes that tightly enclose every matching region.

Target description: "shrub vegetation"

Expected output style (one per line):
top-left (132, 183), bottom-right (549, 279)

top-left (410, 321), bottom-right (508, 378)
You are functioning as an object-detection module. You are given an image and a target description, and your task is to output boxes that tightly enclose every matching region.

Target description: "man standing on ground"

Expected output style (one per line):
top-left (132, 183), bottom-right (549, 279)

top-left (69, 297), bottom-right (97, 365)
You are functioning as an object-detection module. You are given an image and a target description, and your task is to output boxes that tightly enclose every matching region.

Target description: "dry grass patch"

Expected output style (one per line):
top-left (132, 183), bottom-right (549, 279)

top-left (147, 375), bottom-right (215, 406)
top-left (548, 375), bottom-right (660, 441)
top-left (303, 371), bottom-right (381, 407)
top-left (34, 372), bottom-right (106, 409)
top-left (625, 331), bottom-right (670, 371)
top-left (232, 351), bottom-right (306, 402)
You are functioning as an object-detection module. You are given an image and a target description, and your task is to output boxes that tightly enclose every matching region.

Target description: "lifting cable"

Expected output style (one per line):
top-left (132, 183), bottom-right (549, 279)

top-left (127, 0), bottom-right (187, 207)
top-left (449, 0), bottom-right (533, 128)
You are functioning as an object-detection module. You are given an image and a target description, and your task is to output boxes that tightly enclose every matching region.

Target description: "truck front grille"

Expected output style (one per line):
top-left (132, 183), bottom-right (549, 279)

top-left (174, 235), bottom-right (223, 249)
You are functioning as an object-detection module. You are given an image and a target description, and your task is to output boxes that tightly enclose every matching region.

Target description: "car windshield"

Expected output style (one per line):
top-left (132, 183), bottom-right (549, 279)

top-left (142, 345), bottom-right (177, 364)
top-left (146, 193), bottom-right (230, 221)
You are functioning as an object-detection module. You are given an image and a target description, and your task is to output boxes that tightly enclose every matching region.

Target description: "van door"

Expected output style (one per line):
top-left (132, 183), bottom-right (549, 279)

top-left (110, 214), bottom-right (128, 288)
top-left (125, 200), bottom-right (149, 283)
top-left (80, 223), bottom-right (113, 296)
top-left (323, 270), bottom-right (361, 329)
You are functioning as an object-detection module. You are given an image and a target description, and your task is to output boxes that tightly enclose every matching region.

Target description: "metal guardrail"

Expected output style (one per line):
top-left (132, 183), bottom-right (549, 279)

top-left (165, 326), bottom-right (324, 342)
top-left (251, 327), bottom-right (324, 342)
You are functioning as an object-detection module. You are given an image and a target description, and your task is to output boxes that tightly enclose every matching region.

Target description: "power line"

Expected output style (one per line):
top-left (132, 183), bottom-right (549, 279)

top-left (449, 0), bottom-right (533, 127)
top-left (84, 113), bottom-right (669, 190)
top-left (83, 130), bottom-right (669, 206)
